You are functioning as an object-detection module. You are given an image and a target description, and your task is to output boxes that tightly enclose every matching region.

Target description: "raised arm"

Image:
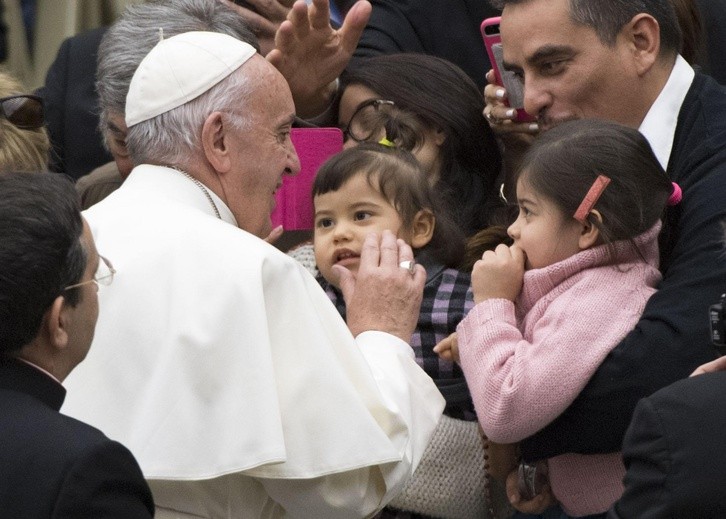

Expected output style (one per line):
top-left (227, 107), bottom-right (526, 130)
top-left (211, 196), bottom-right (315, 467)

top-left (267, 0), bottom-right (371, 118)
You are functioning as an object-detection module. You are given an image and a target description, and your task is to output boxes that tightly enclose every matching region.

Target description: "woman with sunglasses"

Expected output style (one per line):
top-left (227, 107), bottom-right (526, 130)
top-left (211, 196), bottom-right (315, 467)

top-left (0, 71), bottom-right (49, 173)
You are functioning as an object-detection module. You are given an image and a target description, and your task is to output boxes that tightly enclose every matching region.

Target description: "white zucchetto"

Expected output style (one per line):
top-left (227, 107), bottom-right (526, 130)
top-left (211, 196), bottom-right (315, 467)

top-left (125, 31), bottom-right (256, 127)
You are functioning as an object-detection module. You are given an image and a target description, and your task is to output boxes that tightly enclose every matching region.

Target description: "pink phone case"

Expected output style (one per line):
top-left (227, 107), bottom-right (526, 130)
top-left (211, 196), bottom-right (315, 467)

top-left (270, 127), bottom-right (344, 231)
top-left (481, 17), bottom-right (535, 123)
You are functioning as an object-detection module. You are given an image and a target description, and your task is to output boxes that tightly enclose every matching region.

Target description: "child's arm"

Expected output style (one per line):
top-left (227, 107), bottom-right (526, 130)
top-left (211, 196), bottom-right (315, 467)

top-left (458, 248), bottom-right (654, 444)
top-left (471, 244), bottom-right (524, 304)
top-left (484, 436), bottom-right (519, 482)
top-left (433, 332), bottom-right (459, 363)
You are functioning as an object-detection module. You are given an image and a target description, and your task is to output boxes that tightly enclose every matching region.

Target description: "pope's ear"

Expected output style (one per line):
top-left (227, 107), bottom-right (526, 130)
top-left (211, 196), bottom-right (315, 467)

top-left (201, 111), bottom-right (231, 173)
top-left (579, 210), bottom-right (602, 250)
top-left (410, 209), bottom-right (435, 249)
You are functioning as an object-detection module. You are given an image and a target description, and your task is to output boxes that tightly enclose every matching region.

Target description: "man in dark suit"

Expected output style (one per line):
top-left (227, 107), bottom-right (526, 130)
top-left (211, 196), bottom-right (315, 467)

top-left (0, 172), bottom-right (154, 518)
top-left (478, 0), bottom-right (725, 513)
top-left (610, 275), bottom-right (726, 517)
top-left (609, 371), bottom-right (726, 518)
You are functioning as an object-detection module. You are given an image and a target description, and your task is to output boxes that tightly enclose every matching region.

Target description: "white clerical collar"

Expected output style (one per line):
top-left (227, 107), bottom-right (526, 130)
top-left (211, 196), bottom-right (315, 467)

top-left (639, 55), bottom-right (695, 170)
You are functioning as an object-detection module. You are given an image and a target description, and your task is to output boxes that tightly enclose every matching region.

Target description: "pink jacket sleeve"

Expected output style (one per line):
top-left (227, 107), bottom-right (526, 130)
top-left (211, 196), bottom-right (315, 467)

top-left (457, 286), bottom-right (647, 443)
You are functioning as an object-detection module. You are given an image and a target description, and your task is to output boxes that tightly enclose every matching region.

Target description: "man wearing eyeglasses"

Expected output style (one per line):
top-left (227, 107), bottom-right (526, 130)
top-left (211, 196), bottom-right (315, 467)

top-left (0, 172), bottom-right (154, 518)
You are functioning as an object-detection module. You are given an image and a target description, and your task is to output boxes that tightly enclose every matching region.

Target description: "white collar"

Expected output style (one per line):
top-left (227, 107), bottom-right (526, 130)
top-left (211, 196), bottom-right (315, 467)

top-left (639, 55), bottom-right (695, 170)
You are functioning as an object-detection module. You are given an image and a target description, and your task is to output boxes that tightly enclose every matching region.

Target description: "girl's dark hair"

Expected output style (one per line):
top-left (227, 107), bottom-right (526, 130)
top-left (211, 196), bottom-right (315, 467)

top-left (338, 53), bottom-right (504, 236)
top-left (518, 119), bottom-right (672, 247)
top-left (313, 143), bottom-right (466, 268)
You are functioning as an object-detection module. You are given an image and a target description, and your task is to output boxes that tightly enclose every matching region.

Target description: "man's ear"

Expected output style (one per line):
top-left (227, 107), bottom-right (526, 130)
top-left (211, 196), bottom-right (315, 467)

top-left (201, 111), bottom-right (232, 174)
top-left (578, 210), bottom-right (602, 250)
top-left (45, 296), bottom-right (70, 351)
top-left (410, 209), bottom-right (436, 249)
top-left (625, 13), bottom-right (661, 76)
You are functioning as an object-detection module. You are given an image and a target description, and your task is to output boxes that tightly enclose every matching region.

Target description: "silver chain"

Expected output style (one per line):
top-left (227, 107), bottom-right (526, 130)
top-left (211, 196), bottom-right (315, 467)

top-left (173, 167), bottom-right (221, 220)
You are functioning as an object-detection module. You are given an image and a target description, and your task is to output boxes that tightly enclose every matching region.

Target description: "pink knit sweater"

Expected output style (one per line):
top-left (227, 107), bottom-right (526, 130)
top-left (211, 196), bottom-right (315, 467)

top-left (458, 224), bottom-right (662, 516)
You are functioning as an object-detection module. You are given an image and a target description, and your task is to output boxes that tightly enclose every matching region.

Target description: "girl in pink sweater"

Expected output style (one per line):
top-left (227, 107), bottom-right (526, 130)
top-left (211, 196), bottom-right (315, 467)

top-left (443, 120), bottom-right (680, 518)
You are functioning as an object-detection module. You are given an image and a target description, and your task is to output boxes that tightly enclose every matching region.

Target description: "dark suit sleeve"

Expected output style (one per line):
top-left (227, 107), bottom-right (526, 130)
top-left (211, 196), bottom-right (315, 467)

top-left (353, 0), bottom-right (424, 58)
top-left (607, 398), bottom-right (670, 519)
top-left (52, 440), bottom-right (154, 518)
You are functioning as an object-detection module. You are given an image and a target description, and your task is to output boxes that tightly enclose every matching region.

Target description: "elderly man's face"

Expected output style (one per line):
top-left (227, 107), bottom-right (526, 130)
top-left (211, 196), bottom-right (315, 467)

top-left (500, 0), bottom-right (645, 131)
top-left (222, 57), bottom-right (300, 238)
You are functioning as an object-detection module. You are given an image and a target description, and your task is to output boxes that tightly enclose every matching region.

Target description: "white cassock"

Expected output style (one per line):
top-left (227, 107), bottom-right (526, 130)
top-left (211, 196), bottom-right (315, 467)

top-left (62, 165), bottom-right (445, 519)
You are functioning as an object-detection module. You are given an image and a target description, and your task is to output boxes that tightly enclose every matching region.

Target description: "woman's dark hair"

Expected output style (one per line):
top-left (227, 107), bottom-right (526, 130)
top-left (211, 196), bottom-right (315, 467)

top-left (518, 119), bottom-right (672, 248)
top-left (338, 53), bottom-right (503, 236)
top-left (313, 143), bottom-right (466, 268)
top-left (0, 173), bottom-right (86, 355)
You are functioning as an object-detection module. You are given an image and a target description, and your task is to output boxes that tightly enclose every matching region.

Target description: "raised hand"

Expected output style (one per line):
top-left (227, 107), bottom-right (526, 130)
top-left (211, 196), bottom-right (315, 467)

top-left (471, 244), bottom-right (525, 304)
top-left (267, 0), bottom-right (371, 118)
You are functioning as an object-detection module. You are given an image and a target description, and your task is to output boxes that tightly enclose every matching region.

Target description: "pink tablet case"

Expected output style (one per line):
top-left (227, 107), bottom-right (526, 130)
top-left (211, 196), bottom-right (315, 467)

top-left (271, 127), bottom-right (344, 230)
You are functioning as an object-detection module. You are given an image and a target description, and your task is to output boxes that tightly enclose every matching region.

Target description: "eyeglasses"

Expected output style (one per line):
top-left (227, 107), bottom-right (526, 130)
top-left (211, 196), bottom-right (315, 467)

top-left (341, 98), bottom-right (395, 143)
top-left (0, 95), bottom-right (44, 130)
top-left (64, 255), bottom-right (116, 291)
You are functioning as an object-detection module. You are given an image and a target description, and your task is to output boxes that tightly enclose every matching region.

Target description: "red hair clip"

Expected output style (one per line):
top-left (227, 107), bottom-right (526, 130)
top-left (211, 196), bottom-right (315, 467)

top-left (574, 175), bottom-right (611, 223)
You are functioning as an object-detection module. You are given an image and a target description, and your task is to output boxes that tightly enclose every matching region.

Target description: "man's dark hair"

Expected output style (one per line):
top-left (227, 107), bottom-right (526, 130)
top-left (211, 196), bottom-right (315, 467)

top-left (490, 0), bottom-right (682, 56)
top-left (0, 173), bottom-right (86, 354)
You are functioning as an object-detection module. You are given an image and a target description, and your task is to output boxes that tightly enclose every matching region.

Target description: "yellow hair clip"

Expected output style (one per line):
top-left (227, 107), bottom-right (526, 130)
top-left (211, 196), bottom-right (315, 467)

top-left (378, 137), bottom-right (395, 148)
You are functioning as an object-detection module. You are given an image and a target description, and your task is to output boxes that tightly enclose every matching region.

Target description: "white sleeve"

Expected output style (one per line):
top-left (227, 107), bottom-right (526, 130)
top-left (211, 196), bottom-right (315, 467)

top-left (257, 331), bottom-right (444, 518)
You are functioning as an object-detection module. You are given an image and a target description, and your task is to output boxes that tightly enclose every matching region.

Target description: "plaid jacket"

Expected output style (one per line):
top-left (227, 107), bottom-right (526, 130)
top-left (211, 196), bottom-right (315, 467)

top-left (317, 253), bottom-right (475, 418)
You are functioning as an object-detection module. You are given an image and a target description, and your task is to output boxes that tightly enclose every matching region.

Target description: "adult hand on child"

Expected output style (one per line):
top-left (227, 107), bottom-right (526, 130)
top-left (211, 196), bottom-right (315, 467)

top-left (471, 244), bottom-right (525, 304)
top-left (267, 0), bottom-right (371, 118)
top-left (333, 231), bottom-right (426, 342)
top-left (433, 332), bottom-right (459, 363)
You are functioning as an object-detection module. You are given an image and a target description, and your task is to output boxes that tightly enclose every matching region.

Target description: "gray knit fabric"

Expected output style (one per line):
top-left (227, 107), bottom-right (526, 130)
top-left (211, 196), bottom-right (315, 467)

top-left (388, 416), bottom-right (513, 519)
top-left (287, 242), bottom-right (318, 277)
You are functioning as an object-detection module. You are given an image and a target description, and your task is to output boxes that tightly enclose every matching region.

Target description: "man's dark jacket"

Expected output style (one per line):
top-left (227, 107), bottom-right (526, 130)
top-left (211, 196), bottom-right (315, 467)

top-left (609, 372), bottom-right (726, 518)
top-left (0, 356), bottom-right (154, 518)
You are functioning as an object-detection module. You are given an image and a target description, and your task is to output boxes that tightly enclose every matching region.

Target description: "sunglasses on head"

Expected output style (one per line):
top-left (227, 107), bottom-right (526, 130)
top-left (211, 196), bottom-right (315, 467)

top-left (0, 95), bottom-right (44, 130)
